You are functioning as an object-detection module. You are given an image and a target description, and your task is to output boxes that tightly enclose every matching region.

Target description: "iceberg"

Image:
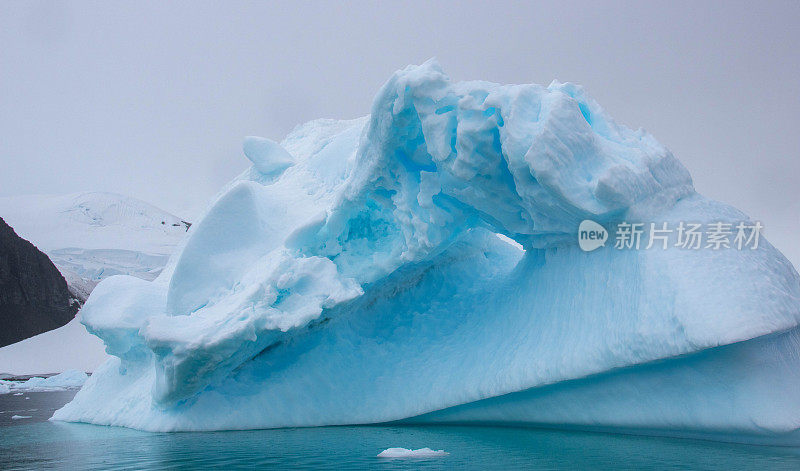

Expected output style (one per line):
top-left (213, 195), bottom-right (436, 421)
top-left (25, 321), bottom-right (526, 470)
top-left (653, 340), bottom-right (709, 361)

top-left (1, 370), bottom-right (89, 393)
top-left (53, 61), bottom-right (800, 444)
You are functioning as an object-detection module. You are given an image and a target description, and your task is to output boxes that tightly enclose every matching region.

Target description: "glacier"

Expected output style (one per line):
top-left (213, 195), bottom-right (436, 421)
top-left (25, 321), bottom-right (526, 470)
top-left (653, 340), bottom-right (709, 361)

top-left (53, 61), bottom-right (800, 444)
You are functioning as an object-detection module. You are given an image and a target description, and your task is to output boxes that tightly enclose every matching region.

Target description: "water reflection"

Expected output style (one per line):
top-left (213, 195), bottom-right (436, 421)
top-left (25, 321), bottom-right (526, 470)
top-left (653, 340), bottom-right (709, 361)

top-left (2, 392), bottom-right (800, 470)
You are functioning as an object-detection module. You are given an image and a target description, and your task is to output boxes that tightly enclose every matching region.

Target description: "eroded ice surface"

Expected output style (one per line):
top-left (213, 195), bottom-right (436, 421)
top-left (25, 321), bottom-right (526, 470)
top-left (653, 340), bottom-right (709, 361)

top-left (54, 61), bottom-right (800, 443)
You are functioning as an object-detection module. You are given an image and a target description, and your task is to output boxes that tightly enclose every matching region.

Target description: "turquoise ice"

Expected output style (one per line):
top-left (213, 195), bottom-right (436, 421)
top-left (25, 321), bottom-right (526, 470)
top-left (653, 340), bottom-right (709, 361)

top-left (54, 61), bottom-right (800, 444)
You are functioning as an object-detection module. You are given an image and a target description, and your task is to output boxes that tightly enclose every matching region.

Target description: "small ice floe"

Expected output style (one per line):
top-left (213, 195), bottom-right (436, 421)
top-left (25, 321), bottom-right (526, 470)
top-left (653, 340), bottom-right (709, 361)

top-left (0, 370), bottom-right (88, 395)
top-left (11, 415), bottom-right (32, 420)
top-left (18, 370), bottom-right (88, 392)
top-left (377, 447), bottom-right (449, 458)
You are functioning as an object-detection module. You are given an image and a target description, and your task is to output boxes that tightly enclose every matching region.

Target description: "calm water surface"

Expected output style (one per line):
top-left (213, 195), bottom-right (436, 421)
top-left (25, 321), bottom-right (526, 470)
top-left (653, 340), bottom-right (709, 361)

top-left (2, 392), bottom-right (800, 470)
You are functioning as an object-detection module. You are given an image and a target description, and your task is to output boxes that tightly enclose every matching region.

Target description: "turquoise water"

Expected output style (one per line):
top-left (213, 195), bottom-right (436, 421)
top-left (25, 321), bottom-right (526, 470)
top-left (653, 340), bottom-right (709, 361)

top-left (2, 392), bottom-right (800, 470)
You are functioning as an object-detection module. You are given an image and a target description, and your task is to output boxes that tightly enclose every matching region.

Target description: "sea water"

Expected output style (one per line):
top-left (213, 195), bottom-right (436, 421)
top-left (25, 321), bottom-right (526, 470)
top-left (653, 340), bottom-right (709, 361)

top-left (2, 392), bottom-right (800, 470)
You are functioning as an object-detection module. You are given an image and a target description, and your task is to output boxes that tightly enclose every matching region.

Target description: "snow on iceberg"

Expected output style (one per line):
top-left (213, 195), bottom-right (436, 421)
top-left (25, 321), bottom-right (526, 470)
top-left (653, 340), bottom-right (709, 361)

top-left (53, 61), bottom-right (800, 443)
top-left (377, 447), bottom-right (449, 458)
top-left (242, 136), bottom-right (295, 176)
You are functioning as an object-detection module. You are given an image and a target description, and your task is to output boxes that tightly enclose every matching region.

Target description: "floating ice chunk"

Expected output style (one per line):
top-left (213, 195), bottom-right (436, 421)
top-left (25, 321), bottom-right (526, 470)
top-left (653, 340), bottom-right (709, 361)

top-left (377, 447), bottom-right (449, 458)
top-left (3, 370), bottom-right (88, 393)
top-left (0, 383), bottom-right (9, 395)
top-left (19, 370), bottom-right (88, 390)
top-left (242, 136), bottom-right (294, 175)
top-left (11, 415), bottom-right (32, 420)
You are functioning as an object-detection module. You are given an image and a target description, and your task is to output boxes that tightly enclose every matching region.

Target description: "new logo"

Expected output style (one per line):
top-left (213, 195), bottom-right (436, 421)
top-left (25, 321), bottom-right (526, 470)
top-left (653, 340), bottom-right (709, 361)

top-left (578, 220), bottom-right (607, 252)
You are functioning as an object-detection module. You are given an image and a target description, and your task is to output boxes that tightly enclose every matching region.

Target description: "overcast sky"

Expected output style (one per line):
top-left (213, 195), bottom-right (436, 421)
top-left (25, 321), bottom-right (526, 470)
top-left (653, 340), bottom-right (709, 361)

top-left (1, 1), bottom-right (798, 266)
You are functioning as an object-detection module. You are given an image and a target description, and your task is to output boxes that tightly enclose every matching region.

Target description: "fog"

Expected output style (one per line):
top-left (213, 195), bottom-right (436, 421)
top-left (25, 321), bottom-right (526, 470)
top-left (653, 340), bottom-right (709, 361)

top-left (1, 1), bottom-right (798, 265)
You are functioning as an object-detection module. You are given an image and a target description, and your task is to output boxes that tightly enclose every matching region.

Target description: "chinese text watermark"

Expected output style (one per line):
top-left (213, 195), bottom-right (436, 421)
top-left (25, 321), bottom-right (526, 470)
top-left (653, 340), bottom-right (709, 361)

top-left (578, 220), bottom-right (762, 252)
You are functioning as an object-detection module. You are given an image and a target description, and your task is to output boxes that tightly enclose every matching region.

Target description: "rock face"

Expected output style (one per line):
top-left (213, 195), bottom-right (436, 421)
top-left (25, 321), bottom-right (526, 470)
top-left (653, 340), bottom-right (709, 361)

top-left (0, 217), bottom-right (78, 347)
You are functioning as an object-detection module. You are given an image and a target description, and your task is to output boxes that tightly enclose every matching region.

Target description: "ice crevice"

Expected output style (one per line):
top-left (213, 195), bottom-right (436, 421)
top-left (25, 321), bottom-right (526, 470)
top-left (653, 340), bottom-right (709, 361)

top-left (53, 60), bottom-right (800, 443)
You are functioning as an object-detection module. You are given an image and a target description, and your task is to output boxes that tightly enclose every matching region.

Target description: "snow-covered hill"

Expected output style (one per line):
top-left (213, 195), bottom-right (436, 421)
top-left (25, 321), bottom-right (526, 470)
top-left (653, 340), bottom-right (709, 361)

top-left (0, 192), bottom-right (189, 374)
top-left (0, 192), bottom-right (188, 255)
top-left (0, 192), bottom-right (189, 299)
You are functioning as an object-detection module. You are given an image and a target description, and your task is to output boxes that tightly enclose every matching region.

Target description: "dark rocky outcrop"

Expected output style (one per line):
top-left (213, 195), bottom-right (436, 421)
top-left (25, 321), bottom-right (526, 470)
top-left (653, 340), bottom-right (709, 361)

top-left (0, 217), bottom-right (78, 347)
